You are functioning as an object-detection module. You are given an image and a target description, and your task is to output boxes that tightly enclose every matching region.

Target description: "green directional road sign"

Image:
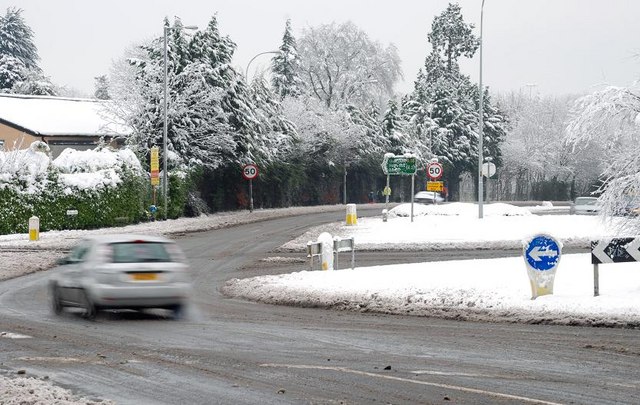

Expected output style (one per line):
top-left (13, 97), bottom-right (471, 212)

top-left (382, 155), bottom-right (417, 175)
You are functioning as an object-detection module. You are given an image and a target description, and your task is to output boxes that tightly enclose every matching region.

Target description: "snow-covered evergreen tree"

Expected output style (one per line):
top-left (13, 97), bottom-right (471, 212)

top-left (271, 19), bottom-right (304, 100)
top-left (94, 75), bottom-right (111, 100)
top-left (11, 68), bottom-right (57, 96)
top-left (427, 3), bottom-right (479, 73)
top-left (249, 75), bottom-right (297, 158)
top-left (404, 3), bottom-right (506, 200)
top-left (345, 103), bottom-right (387, 163)
top-left (170, 62), bottom-right (236, 169)
top-left (0, 7), bottom-right (43, 93)
top-left (0, 7), bottom-right (39, 70)
top-left (112, 15), bottom-right (296, 170)
top-left (0, 54), bottom-right (25, 91)
top-left (188, 15), bottom-right (292, 164)
top-left (381, 99), bottom-right (406, 154)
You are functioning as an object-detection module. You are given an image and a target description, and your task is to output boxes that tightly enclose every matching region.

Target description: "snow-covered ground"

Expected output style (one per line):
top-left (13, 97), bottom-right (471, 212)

top-left (224, 202), bottom-right (640, 328)
top-left (1, 202), bottom-right (638, 401)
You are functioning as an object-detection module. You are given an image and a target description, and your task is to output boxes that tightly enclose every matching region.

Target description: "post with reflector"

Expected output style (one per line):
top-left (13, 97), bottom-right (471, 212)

top-left (346, 203), bottom-right (357, 226)
top-left (29, 216), bottom-right (39, 241)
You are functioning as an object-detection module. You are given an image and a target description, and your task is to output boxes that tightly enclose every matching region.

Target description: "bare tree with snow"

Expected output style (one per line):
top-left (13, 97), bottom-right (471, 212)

top-left (297, 21), bottom-right (402, 110)
top-left (566, 85), bottom-right (640, 228)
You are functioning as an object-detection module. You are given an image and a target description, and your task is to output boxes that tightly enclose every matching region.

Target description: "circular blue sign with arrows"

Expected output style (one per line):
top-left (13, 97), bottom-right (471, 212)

top-left (524, 235), bottom-right (561, 271)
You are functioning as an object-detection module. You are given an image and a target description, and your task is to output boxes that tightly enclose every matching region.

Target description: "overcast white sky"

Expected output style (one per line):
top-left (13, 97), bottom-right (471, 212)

top-left (2, 0), bottom-right (639, 97)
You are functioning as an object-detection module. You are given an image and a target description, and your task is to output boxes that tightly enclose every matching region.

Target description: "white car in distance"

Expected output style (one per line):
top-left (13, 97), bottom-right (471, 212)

top-left (570, 196), bottom-right (599, 215)
top-left (414, 191), bottom-right (445, 204)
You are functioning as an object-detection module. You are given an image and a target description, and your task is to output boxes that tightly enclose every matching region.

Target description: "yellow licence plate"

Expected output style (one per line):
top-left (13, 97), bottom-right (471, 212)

top-left (130, 273), bottom-right (158, 281)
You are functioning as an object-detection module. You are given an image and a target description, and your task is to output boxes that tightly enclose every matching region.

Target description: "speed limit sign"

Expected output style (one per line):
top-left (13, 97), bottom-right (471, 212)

top-left (426, 162), bottom-right (443, 180)
top-left (242, 164), bottom-right (259, 180)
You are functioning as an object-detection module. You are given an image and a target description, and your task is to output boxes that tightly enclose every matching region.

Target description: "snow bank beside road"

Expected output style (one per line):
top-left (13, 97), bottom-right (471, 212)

top-left (223, 253), bottom-right (640, 327)
top-left (0, 373), bottom-right (114, 405)
top-left (280, 203), bottom-right (614, 251)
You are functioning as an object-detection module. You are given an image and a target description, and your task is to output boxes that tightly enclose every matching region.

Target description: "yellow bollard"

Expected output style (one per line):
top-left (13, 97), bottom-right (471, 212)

top-left (346, 203), bottom-right (357, 226)
top-left (29, 216), bottom-right (40, 241)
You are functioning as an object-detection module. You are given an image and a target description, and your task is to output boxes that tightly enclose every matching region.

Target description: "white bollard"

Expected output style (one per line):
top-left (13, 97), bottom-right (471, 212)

top-left (317, 232), bottom-right (334, 271)
top-left (346, 203), bottom-right (357, 226)
top-left (29, 216), bottom-right (40, 241)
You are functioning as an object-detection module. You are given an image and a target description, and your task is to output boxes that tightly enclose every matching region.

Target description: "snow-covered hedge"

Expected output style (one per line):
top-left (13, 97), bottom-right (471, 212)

top-left (0, 142), bottom-right (147, 234)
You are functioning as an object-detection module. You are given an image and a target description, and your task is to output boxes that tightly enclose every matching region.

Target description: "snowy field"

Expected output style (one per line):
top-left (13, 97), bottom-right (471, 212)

top-left (1, 202), bottom-right (639, 400)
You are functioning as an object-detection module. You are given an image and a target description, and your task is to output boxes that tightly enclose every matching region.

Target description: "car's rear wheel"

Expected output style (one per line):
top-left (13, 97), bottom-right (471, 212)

top-left (79, 290), bottom-right (97, 320)
top-left (51, 285), bottom-right (63, 315)
top-left (169, 303), bottom-right (183, 320)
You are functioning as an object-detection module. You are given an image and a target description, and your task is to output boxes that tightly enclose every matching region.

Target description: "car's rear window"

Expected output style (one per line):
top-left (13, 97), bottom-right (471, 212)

top-left (109, 242), bottom-right (174, 263)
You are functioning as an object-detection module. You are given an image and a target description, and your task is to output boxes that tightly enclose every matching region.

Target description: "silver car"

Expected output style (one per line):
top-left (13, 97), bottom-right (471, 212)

top-left (570, 197), bottom-right (599, 215)
top-left (414, 191), bottom-right (445, 204)
top-left (49, 234), bottom-right (191, 320)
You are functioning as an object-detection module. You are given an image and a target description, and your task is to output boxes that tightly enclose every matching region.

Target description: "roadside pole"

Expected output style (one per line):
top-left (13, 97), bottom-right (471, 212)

top-left (249, 178), bottom-right (253, 212)
top-left (242, 164), bottom-right (259, 213)
top-left (410, 173), bottom-right (415, 222)
top-left (385, 175), bottom-right (390, 211)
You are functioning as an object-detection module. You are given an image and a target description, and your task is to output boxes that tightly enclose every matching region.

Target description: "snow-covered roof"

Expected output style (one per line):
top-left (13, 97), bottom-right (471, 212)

top-left (0, 94), bottom-right (131, 137)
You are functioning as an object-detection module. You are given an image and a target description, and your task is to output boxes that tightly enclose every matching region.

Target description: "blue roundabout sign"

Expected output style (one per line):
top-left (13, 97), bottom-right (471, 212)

top-left (524, 235), bottom-right (561, 271)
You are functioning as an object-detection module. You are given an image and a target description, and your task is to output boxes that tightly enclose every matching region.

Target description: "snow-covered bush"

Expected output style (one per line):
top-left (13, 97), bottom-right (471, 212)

top-left (0, 143), bottom-right (147, 234)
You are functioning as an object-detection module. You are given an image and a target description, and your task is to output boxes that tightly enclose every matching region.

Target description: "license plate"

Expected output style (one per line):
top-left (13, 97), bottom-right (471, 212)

top-left (130, 273), bottom-right (158, 281)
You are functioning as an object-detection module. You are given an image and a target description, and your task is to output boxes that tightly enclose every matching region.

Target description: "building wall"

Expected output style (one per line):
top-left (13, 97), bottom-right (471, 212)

top-left (0, 122), bottom-right (125, 158)
top-left (0, 123), bottom-right (39, 151)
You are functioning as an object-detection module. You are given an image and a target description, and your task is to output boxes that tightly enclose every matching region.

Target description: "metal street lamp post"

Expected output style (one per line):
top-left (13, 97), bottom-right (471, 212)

top-left (478, 0), bottom-right (486, 219)
top-left (163, 24), bottom-right (197, 220)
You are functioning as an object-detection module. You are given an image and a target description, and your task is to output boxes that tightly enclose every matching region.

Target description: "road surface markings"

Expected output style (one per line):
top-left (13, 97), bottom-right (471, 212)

top-left (261, 363), bottom-right (563, 405)
top-left (1, 331), bottom-right (32, 339)
top-left (412, 370), bottom-right (496, 378)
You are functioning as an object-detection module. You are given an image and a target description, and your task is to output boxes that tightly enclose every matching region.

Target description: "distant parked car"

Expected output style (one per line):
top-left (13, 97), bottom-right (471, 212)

top-left (49, 234), bottom-right (191, 320)
top-left (414, 191), bottom-right (445, 204)
top-left (570, 197), bottom-right (599, 215)
top-left (618, 195), bottom-right (640, 217)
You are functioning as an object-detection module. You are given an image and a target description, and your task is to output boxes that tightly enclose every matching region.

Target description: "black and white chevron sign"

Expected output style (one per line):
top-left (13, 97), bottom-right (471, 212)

top-left (591, 237), bottom-right (640, 264)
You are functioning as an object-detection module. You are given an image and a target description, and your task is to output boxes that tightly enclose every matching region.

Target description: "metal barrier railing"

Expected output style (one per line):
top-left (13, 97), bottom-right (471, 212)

top-left (334, 237), bottom-right (355, 270)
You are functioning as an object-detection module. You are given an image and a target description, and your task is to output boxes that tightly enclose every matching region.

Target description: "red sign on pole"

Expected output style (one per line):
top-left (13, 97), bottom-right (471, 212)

top-left (426, 162), bottom-right (443, 180)
top-left (242, 164), bottom-right (259, 180)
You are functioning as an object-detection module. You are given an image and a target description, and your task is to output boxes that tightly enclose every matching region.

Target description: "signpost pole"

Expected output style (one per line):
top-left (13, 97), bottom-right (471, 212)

top-left (343, 167), bottom-right (347, 205)
top-left (593, 263), bottom-right (599, 297)
top-left (249, 179), bottom-right (254, 213)
top-left (410, 174), bottom-right (415, 223)
top-left (385, 175), bottom-right (390, 211)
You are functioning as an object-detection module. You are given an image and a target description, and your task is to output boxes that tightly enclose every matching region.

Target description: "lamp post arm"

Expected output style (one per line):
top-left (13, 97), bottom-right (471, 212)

top-left (245, 51), bottom-right (280, 81)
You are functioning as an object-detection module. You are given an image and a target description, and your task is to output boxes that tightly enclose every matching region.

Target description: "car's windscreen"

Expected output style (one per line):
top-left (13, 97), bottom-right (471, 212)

top-left (576, 198), bottom-right (597, 205)
top-left (109, 242), bottom-right (174, 263)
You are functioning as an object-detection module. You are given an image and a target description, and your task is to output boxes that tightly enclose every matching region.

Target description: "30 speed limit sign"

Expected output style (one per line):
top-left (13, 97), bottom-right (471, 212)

top-left (242, 164), bottom-right (259, 180)
top-left (426, 162), bottom-right (443, 180)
